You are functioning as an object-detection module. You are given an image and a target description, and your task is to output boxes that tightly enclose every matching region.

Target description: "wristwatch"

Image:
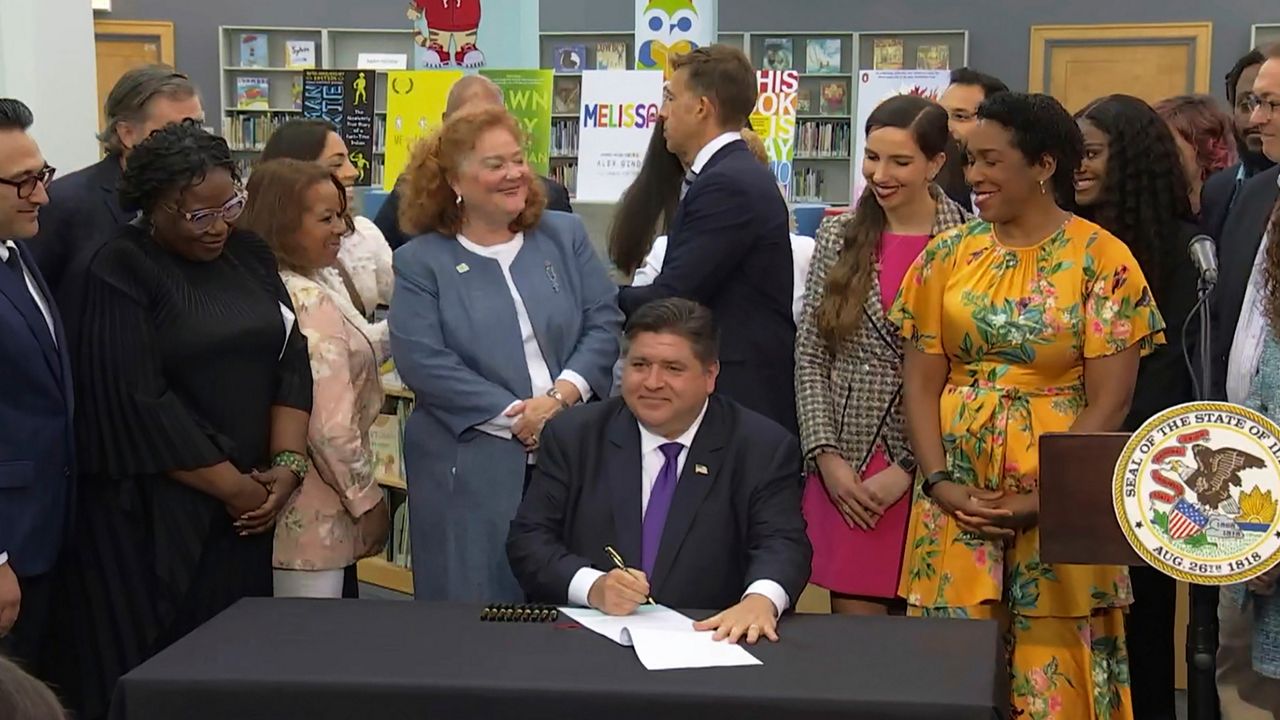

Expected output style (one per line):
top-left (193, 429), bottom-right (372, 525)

top-left (546, 387), bottom-right (571, 410)
top-left (895, 455), bottom-right (918, 476)
top-left (921, 470), bottom-right (951, 498)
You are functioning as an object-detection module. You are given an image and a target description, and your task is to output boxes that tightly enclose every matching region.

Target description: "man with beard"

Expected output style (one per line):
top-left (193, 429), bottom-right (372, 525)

top-left (1202, 48), bottom-right (1276, 242)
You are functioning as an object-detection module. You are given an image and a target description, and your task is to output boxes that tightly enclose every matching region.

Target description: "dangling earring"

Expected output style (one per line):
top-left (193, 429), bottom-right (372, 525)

top-left (1038, 179), bottom-right (1047, 195)
top-left (455, 194), bottom-right (464, 206)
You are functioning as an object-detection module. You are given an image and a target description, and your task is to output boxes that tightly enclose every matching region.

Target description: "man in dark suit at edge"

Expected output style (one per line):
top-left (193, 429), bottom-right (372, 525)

top-left (616, 45), bottom-right (798, 436)
top-left (373, 74), bottom-right (573, 251)
top-left (1202, 48), bottom-right (1276, 243)
top-left (0, 98), bottom-right (75, 676)
top-left (508, 299), bottom-right (810, 644)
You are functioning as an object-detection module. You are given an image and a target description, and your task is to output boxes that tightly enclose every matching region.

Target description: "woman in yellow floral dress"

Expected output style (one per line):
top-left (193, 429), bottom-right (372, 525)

top-left (893, 93), bottom-right (1165, 720)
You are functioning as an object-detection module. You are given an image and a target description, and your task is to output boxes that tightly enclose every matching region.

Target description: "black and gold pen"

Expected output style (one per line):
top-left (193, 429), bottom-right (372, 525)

top-left (603, 545), bottom-right (655, 605)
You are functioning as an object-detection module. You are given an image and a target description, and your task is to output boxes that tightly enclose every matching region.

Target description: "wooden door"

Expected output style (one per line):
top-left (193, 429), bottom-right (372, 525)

top-left (93, 20), bottom-right (176, 132)
top-left (1029, 23), bottom-right (1212, 112)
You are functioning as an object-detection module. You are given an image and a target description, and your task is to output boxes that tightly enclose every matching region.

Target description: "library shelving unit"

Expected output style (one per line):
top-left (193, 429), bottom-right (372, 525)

top-left (537, 28), bottom-right (966, 206)
top-left (1255, 23), bottom-right (1280, 50)
top-left (218, 25), bottom-right (417, 185)
top-left (360, 379), bottom-right (414, 596)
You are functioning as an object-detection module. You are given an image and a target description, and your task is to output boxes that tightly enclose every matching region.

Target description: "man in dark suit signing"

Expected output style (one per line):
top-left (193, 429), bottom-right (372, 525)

top-left (0, 98), bottom-right (74, 672)
top-left (508, 299), bottom-right (810, 644)
top-left (616, 45), bottom-right (797, 436)
top-left (374, 74), bottom-right (572, 250)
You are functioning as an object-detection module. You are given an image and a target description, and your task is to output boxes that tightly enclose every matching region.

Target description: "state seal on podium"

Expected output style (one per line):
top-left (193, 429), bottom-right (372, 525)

top-left (1114, 401), bottom-right (1280, 584)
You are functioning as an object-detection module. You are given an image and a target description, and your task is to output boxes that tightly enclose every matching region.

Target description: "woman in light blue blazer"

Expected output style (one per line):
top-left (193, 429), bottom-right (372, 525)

top-left (389, 106), bottom-right (622, 602)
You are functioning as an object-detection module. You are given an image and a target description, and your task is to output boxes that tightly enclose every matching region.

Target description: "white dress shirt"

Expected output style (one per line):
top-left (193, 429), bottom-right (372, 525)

top-left (566, 401), bottom-right (791, 616)
top-left (1227, 235), bottom-right (1276, 403)
top-left (689, 131), bottom-right (743, 176)
top-left (458, 233), bottom-right (592, 443)
top-left (0, 240), bottom-right (58, 568)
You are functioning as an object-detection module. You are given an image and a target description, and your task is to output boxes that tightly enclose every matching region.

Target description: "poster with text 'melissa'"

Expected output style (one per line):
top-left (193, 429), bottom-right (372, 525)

top-left (852, 69), bottom-right (950, 205)
top-left (575, 70), bottom-right (664, 203)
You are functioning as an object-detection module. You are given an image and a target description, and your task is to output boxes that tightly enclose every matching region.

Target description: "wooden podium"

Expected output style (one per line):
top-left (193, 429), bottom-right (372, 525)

top-left (1040, 431), bottom-right (1215, 720)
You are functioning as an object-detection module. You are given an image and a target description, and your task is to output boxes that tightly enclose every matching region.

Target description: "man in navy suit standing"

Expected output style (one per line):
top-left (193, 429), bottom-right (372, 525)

top-left (617, 45), bottom-right (797, 435)
top-left (0, 98), bottom-right (73, 671)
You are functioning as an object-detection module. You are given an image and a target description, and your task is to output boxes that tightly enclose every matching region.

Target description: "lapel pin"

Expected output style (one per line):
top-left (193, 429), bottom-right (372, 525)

top-left (695, 464), bottom-right (709, 475)
top-left (545, 261), bottom-right (560, 293)
top-left (456, 262), bottom-right (470, 274)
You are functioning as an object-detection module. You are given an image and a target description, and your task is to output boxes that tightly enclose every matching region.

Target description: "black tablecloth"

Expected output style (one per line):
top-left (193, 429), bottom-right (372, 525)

top-left (110, 599), bottom-right (1007, 720)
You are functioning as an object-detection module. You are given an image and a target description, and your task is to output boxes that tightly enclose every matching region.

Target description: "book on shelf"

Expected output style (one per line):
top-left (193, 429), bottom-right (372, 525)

top-left (290, 77), bottom-right (303, 111)
top-left (222, 112), bottom-right (292, 152)
top-left (791, 166), bottom-right (826, 202)
top-left (551, 118), bottom-right (580, 156)
top-left (805, 39), bottom-right (842, 74)
top-left (820, 81), bottom-right (847, 114)
top-left (285, 40), bottom-right (316, 69)
top-left (761, 38), bottom-right (792, 71)
top-left (797, 119), bottom-right (852, 157)
top-left (239, 34), bottom-right (269, 68)
top-left (916, 44), bottom-right (950, 70)
top-left (873, 38), bottom-right (904, 70)
top-left (553, 76), bottom-right (580, 114)
top-left (595, 42), bottom-right (627, 70)
top-left (552, 44), bottom-right (586, 73)
top-left (236, 77), bottom-right (270, 110)
top-left (548, 161), bottom-right (577, 197)
top-left (796, 89), bottom-right (811, 114)
top-left (389, 489), bottom-right (412, 569)
top-left (369, 413), bottom-right (404, 486)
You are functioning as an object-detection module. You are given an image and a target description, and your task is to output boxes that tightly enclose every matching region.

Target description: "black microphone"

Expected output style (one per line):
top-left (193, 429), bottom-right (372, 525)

top-left (1187, 234), bottom-right (1218, 287)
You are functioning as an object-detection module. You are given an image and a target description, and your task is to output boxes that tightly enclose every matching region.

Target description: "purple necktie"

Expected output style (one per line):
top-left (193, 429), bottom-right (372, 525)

top-left (642, 442), bottom-right (684, 577)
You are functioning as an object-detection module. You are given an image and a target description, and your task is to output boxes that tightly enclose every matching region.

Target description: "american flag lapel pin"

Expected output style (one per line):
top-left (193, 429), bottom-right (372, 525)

top-left (545, 261), bottom-right (560, 293)
top-left (695, 464), bottom-right (709, 475)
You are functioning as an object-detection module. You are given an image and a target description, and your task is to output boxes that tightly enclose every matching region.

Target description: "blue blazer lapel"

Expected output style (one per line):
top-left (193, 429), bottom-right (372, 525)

top-left (604, 405), bottom-right (644, 567)
top-left (0, 244), bottom-right (60, 381)
top-left (19, 241), bottom-right (72, 404)
top-left (510, 228), bottom-right (565, 375)
top-left (651, 399), bottom-right (727, 595)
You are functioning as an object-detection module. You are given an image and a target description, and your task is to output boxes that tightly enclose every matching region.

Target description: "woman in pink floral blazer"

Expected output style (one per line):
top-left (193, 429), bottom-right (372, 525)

top-left (241, 158), bottom-right (390, 597)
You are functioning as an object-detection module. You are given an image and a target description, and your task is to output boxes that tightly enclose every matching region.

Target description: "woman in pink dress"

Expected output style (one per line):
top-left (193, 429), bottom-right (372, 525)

top-left (795, 94), bottom-right (969, 614)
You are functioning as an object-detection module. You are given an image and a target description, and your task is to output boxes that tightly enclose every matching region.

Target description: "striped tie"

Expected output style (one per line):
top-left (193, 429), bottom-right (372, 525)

top-left (679, 168), bottom-right (698, 200)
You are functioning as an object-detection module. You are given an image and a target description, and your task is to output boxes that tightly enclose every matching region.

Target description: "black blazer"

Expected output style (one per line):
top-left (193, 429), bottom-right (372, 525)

top-left (506, 395), bottom-right (810, 611)
top-left (0, 241), bottom-right (74, 578)
top-left (374, 175), bottom-right (573, 250)
top-left (1200, 163), bottom-right (1242, 245)
top-left (28, 156), bottom-right (130, 350)
top-left (1211, 165), bottom-right (1280, 399)
top-left (1123, 221), bottom-right (1199, 430)
top-left (616, 140), bottom-right (797, 434)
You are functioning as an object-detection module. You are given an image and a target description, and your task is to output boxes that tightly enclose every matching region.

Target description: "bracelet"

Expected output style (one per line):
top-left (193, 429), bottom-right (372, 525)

top-left (272, 450), bottom-right (310, 482)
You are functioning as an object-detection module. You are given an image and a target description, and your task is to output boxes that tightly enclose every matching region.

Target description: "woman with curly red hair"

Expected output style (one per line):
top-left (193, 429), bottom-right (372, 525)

top-left (1154, 93), bottom-right (1237, 216)
top-left (388, 106), bottom-right (622, 602)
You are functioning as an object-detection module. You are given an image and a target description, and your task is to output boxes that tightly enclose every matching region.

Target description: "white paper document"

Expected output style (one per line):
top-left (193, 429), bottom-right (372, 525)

top-left (559, 605), bottom-right (762, 671)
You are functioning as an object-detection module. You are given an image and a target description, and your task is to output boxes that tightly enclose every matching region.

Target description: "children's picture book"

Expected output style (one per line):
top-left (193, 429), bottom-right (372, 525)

top-left (805, 38), bottom-right (842, 74)
top-left (238, 34), bottom-right (269, 68)
top-left (797, 88), bottom-right (812, 113)
top-left (290, 76), bottom-right (303, 110)
top-left (761, 38), bottom-right (793, 71)
top-left (369, 414), bottom-right (404, 485)
top-left (873, 38), bottom-right (904, 70)
top-left (916, 44), bottom-right (951, 70)
top-left (595, 42), bottom-right (628, 70)
top-left (236, 77), bottom-right (270, 110)
top-left (553, 77), bottom-right (581, 114)
top-left (285, 40), bottom-right (316, 69)
top-left (821, 81), bottom-right (847, 114)
top-left (552, 44), bottom-right (587, 73)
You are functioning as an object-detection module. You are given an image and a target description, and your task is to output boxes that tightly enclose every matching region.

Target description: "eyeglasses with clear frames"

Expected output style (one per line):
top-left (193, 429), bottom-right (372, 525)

top-left (0, 165), bottom-right (56, 200)
top-left (162, 189), bottom-right (247, 232)
top-left (1246, 95), bottom-right (1280, 119)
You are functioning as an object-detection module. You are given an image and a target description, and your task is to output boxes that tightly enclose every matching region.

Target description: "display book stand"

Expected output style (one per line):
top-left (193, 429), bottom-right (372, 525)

top-left (1041, 272), bottom-right (1218, 720)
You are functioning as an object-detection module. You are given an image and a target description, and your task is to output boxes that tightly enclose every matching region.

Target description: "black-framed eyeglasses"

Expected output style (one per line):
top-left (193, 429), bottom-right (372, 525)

top-left (1246, 95), bottom-right (1280, 119)
top-left (0, 165), bottom-right (55, 200)
top-left (161, 189), bottom-right (246, 232)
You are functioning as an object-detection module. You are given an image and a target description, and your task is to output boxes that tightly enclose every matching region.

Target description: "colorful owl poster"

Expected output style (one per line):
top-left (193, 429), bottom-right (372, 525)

top-left (634, 0), bottom-right (716, 78)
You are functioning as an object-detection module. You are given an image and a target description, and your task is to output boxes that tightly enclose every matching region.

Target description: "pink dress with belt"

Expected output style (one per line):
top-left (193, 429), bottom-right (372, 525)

top-left (801, 231), bottom-right (930, 598)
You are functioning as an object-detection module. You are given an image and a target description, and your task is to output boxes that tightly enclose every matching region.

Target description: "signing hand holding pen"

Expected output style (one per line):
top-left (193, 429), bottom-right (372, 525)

top-left (587, 546), bottom-right (653, 616)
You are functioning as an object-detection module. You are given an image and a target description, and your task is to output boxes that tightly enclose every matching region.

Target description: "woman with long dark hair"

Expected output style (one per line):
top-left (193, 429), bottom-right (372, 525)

top-left (607, 118), bottom-right (684, 278)
top-left (795, 94), bottom-right (968, 615)
top-left (1073, 93), bottom-right (1199, 720)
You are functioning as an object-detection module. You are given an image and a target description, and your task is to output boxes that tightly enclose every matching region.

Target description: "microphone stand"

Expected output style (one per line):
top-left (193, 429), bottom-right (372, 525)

top-left (1186, 274), bottom-right (1219, 720)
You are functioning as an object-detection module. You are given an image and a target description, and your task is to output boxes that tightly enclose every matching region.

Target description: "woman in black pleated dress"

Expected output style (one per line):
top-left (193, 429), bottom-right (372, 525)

top-left (50, 121), bottom-right (313, 719)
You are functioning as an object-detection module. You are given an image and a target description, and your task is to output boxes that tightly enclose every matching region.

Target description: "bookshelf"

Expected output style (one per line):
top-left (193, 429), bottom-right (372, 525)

top-left (362, 366), bottom-right (414, 595)
top-left (219, 25), bottom-right (415, 184)
top-left (1255, 24), bottom-right (1280, 50)
top-left (538, 29), bottom-right (966, 207)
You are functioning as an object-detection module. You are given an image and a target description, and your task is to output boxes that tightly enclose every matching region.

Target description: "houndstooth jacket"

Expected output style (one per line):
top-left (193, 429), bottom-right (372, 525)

top-left (794, 186), bottom-right (969, 472)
